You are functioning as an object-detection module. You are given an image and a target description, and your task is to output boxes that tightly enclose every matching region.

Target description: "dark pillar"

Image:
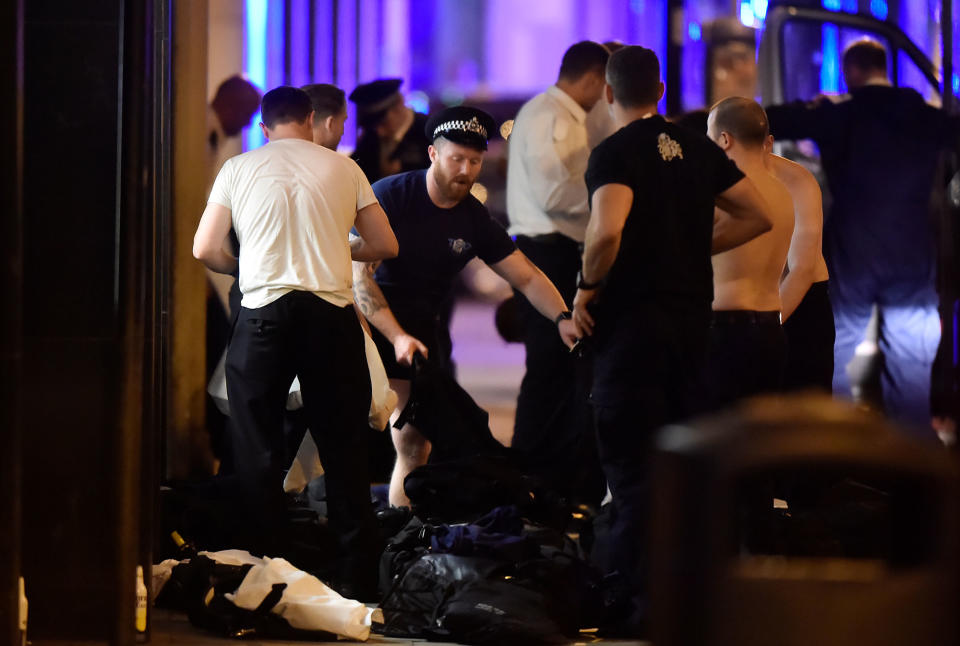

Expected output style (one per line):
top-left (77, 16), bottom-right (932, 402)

top-left (20, 0), bottom-right (163, 642)
top-left (0, 0), bottom-right (25, 644)
top-left (666, 0), bottom-right (685, 115)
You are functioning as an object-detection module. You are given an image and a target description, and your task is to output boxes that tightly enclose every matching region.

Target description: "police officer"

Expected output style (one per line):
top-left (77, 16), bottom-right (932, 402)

top-left (349, 78), bottom-right (431, 183)
top-left (352, 106), bottom-right (579, 508)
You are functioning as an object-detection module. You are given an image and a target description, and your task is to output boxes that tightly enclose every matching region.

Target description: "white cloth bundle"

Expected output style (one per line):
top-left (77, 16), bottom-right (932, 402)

top-left (224, 555), bottom-right (382, 641)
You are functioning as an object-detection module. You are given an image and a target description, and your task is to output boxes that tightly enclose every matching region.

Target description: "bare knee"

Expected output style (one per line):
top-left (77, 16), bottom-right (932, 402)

top-left (392, 425), bottom-right (430, 463)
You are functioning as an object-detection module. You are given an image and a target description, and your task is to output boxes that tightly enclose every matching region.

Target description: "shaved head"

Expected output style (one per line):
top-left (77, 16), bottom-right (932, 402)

top-left (708, 96), bottom-right (769, 149)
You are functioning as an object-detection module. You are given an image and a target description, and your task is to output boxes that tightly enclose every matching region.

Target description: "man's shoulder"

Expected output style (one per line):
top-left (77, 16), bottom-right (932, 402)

top-left (372, 170), bottom-right (427, 208)
top-left (373, 169), bottom-right (423, 191)
top-left (460, 192), bottom-right (489, 216)
top-left (591, 120), bottom-right (665, 160)
top-left (514, 90), bottom-right (559, 124)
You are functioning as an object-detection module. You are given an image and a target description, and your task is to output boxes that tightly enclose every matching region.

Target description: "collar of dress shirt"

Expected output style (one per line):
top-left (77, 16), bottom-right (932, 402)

top-left (546, 85), bottom-right (587, 124)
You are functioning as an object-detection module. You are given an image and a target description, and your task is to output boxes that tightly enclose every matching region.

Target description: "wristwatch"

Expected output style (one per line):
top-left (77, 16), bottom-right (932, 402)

top-left (554, 311), bottom-right (572, 326)
top-left (576, 270), bottom-right (604, 290)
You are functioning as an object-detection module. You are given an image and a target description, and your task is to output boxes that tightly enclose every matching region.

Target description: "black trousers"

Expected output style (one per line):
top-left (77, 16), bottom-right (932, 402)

top-left (783, 280), bottom-right (835, 393)
top-left (703, 310), bottom-right (787, 412)
top-left (226, 291), bottom-right (382, 589)
top-left (513, 234), bottom-right (604, 505)
top-left (591, 299), bottom-right (711, 618)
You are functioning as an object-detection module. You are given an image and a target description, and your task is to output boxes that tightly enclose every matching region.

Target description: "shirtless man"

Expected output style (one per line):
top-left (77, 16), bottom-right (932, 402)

top-left (704, 97), bottom-right (795, 409)
top-left (764, 141), bottom-right (834, 392)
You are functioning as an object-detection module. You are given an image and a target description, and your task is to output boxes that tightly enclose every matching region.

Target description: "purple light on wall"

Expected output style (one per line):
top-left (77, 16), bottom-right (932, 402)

top-left (266, 1), bottom-right (286, 88)
top-left (312, 0), bottom-right (334, 83)
top-left (337, 0), bottom-right (358, 150)
top-left (288, 0), bottom-right (310, 86)
top-left (337, 0), bottom-right (357, 87)
top-left (244, 0), bottom-right (267, 150)
top-left (382, 0), bottom-right (411, 81)
top-left (358, 0), bottom-right (380, 81)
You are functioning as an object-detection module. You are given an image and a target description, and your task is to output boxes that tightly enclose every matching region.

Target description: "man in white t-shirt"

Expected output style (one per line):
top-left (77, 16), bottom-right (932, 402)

top-left (505, 41), bottom-right (609, 504)
top-left (193, 86), bottom-right (397, 599)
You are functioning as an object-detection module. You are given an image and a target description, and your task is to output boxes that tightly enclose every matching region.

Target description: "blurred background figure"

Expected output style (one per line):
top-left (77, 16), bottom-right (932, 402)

top-left (766, 39), bottom-right (960, 433)
top-left (208, 74), bottom-right (262, 180)
top-left (302, 83), bottom-right (349, 150)
top-left (585, 40), bottom-right (627, 149)
top-left (349, 78), bottom-right (431, 183)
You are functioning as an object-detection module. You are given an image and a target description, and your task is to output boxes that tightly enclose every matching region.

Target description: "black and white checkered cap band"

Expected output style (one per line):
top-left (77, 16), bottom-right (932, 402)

top-left (433, 117), bottom-right (487, 140)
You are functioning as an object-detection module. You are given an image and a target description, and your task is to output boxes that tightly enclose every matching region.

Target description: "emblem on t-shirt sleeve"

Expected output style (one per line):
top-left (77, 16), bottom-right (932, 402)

top-left (449, 238), bottom-right (472, 255)
top-left (657, 133), bottom-right (684, 161)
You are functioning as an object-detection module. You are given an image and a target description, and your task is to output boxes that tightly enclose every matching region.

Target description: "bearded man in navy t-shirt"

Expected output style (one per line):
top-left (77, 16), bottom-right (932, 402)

top-left (353, 106), bottom-right (579, 508)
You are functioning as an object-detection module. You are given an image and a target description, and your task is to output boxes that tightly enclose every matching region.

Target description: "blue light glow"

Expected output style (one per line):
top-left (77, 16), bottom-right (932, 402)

top-left (740, 1), bottom-right (756, 26)
top-left (869, 0), bottom-right (888, 19)
top-left (407, 90), bottom-right (430, 114)
top-left (630, 0), bottom-right (645, 13)
top-left (752, 0), bottom-right (768, 21)
top-left (820, 23), bottom-right (840, 93)
top-left (953, 73), bottom-right (960, 95)
top-left (822, 0), bottom-right (842, 11)
top-left (841, 0), bottom-right (858, 12)
top-left (688, 22), bottom-right (702, 41)
top-left (244, 0), bottom-right (267, 150)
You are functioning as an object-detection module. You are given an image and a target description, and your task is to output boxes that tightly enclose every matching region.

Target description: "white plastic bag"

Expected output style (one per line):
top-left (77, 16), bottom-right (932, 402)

top-left (365, 327), bottom-right (397, 430)
top-left (282, 431), bottom-right (324, 493)
top-left (225, 556), bottom-right (381, 641)
top-left (206, 350), bottom-right (302, 414)
top-left (208, 328), bottom-right (396, 426)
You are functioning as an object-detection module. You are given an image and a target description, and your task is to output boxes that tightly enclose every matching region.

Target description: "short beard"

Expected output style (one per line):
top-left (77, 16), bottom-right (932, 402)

top-left (434, 166), bottom-right (473, 203)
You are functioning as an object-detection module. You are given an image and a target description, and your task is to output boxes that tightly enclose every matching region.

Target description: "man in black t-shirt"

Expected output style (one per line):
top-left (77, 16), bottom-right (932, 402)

top-left (571, 46), bottom-right (772, 636)
top-left (353, 106), bottom-right (579, 508)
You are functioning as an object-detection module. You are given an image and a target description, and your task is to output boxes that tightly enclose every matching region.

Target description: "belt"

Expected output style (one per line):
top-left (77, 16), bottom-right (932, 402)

top-left (711, 310), bottom-right (781, 326)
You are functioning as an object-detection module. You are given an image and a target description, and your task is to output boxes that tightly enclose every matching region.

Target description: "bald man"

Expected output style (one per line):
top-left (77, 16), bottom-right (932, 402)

top-left (705, 97), bottom-right (795, 409)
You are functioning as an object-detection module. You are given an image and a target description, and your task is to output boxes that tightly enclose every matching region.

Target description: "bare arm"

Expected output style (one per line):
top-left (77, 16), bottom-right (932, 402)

top-left (774, 157), bottom-right (825, 321)
top-left (352, 202), bottom-right (399, 262)
top-left (572, 183), bottom-right (633, 336)
top-left (193, 202), bottom-right (238, 274)
top-left (490, 250), bottom-right (577, 348)
top-left (712, 176), bottom-right (773, 254)
top-left (352, 260), bottom-right (428, 364)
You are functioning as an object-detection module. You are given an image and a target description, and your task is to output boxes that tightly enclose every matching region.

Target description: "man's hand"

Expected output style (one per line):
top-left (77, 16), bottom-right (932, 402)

top-left (394, 333), bottom-right (429, 366)
top-left (557, 318), bottom-right (578, 349)
top-left (572, 288), bottom-right (598, 337)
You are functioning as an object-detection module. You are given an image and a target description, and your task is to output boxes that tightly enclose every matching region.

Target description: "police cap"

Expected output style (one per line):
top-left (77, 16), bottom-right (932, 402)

top-left (424, 106), bottom-right (497, 151)
top-left (348, 78), bottom-right (403, 126)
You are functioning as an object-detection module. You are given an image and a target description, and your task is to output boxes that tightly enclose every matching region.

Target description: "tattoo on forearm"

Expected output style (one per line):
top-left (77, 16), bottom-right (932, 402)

top-left (353, 261), bottom-right (387, 318)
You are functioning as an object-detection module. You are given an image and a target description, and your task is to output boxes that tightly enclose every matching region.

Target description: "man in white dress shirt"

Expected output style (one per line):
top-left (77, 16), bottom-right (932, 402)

top-left (505, 40), bottom-right (609, 504)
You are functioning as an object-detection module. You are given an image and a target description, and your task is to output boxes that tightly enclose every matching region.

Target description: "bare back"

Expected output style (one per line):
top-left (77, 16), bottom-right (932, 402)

top-left (712, 163), bottom-right (794, 311)
top-left (767, 155), bottom-right (829, 283)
